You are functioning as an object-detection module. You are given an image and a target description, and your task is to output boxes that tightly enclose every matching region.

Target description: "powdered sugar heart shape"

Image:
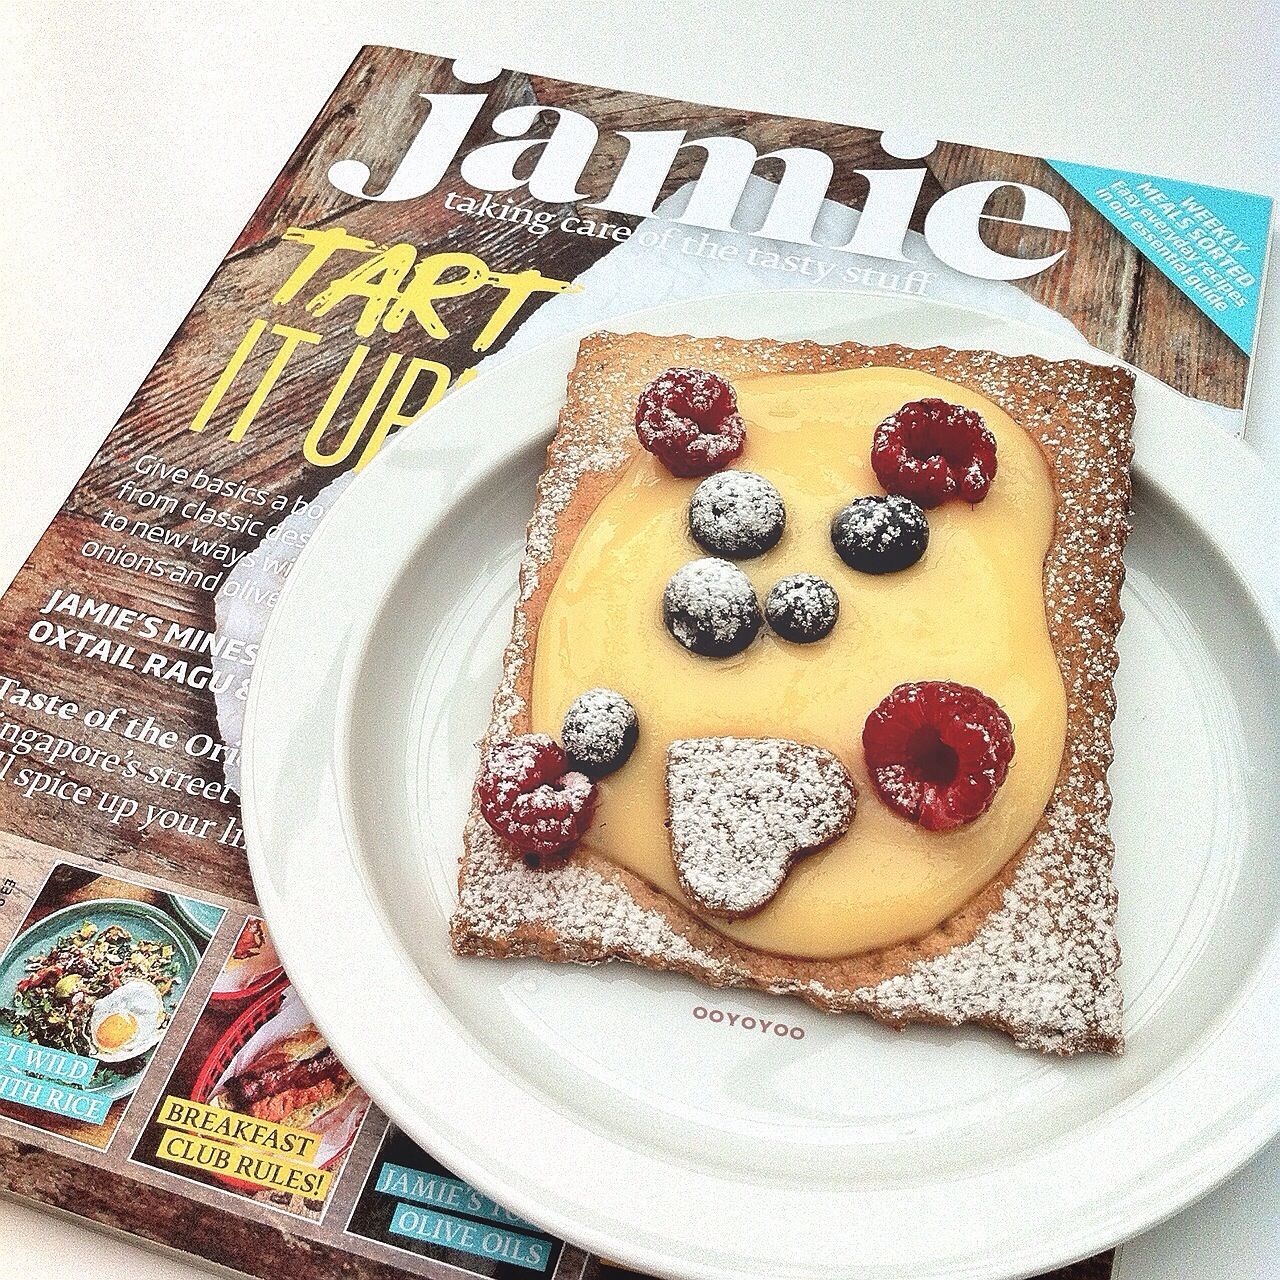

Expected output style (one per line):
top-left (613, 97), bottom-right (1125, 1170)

top-left (666, 737), bottom-right (857, 919)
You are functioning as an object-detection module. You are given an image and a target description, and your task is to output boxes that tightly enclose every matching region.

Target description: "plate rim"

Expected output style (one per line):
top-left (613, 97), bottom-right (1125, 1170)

top-left (242, 288), bottom-right (1280, 1280)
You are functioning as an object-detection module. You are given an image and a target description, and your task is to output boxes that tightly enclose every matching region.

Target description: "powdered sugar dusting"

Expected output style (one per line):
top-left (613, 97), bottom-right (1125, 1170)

top-left (831, 494), bottom-right (930, 574)
top-left (689, 469), bottom-right (785, 556)
top-left (482, 733), bottom-right (559, 807)
top-left (645, 365), bottom-right (734, 417)
top-left (452, 332), bottom-right (1133, 1056)
top-left (667, 737), bottom-right (856, 917)
top-left (458, 811), bottom-right (731, 973)
top-left (764, 573), bottom-right (839, 642)
top-left (849, 792), bottom-right (1122, 1051)
top-left (662, 557), bottom-right (761, 650)
top-left (562, 688), bottom-right (638, 775)
top-left (836, 496), bottom-right (917, 548)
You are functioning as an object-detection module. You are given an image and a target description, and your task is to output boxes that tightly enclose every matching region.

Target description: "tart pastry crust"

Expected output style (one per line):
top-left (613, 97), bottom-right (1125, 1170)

top-left (450, 332), bottom-right (1134, 1056)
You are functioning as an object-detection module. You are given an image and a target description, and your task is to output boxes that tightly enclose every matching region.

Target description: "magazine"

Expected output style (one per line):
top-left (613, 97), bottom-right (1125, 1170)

top-left (0, 45), bottom-right (1270, 1280)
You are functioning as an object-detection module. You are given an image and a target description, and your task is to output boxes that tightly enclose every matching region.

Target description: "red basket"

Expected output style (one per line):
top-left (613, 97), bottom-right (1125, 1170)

top-left (187, 982), bottom-right (355, 1195)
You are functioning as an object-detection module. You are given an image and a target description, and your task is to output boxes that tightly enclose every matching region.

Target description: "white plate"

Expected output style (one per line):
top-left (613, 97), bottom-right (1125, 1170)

top-left (1112, 1137), bottom-right (1280, 1279)
top-left (243, 290), bottom-right (1280, 1280)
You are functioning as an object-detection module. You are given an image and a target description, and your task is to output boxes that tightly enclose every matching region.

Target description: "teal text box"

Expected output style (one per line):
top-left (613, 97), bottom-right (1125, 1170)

top-left (388, 1203), bottom-right (553, 1272)
top-left (0, 1066), bottom-right (108, 1124)
top-left (1048, 160), bottom-right (1271, 354)
top-left (375, 1160), bottom-right (536, 1230)
top-left (0, 1032), bottom-right (98, 1086)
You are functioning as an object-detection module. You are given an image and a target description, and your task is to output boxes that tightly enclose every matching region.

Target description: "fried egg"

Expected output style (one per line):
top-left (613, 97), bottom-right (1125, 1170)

top-left (89, 979), bottom-right (166, 1062)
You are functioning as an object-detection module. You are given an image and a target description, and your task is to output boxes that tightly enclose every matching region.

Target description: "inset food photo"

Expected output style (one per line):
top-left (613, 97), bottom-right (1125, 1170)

top-left (132, 945), bottom-right (370, 1221)
top-left (209, 916), bottom-right (284, 1005)
top-left (0, 864), bottom-right (219, 1150)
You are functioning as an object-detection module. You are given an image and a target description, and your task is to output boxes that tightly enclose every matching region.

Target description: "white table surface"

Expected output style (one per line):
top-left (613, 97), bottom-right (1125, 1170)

top-left (1, 3), bottom-right (1276, 1278)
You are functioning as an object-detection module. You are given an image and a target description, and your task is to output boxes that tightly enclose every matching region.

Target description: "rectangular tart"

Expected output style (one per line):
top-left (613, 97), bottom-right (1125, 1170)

top-left (450, 331), bottom-right (1135, 1056)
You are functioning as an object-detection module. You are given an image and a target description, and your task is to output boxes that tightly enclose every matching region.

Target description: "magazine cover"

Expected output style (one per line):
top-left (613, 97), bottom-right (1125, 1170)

top-left (0, 45), bottom-right (1273, 1280)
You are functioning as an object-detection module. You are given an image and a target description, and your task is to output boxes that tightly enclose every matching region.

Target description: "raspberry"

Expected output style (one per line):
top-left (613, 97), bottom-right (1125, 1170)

top-left (635, 367), bottom-right (745, 477)
top-left (862, 681), bottom-right (1014, 831)
top-left (478, 733), bottom-right (597, 860)
top-left (871, 399), bottom-right (998, 508)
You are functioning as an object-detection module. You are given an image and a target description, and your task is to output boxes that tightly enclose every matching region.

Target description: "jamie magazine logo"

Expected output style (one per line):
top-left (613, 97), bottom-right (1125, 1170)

top-left (329, 64), bottom-right (1071, 283)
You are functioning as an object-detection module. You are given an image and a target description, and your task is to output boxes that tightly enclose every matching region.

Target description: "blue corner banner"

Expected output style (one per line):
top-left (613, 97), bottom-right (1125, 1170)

top-left (1048, 160), bottom-right (1271, 355)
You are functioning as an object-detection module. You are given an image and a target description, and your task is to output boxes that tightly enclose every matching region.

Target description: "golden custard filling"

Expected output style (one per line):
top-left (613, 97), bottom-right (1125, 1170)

top-left (531, 367), bottom-right (1066, 960)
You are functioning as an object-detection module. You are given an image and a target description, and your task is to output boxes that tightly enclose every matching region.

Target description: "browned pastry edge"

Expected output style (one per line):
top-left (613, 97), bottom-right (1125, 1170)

top-left (450, 332), bottom-right (1134, 1056)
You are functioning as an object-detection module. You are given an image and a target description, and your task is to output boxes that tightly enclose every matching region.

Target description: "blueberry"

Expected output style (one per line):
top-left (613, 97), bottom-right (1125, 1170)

top-left (765, 574), bottom-right (840, 643)
top-left (831, 495), bottom-right (929, 574)
top-left (562, 688), bottom-right (639, 777)
top-left (688, 470), bottom-right (785, 559)
top-left (662, 558), bottom-right (762, 657)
